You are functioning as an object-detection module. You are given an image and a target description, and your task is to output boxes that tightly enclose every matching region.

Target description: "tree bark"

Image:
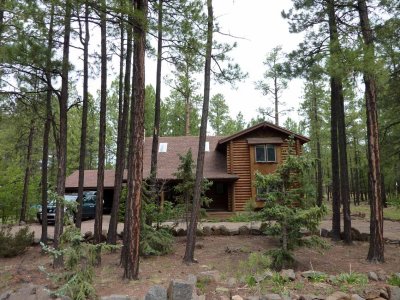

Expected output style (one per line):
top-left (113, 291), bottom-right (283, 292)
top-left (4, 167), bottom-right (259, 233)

top-left (327, 0), bottom-right (342, 241)
top-left (94, 0), bottom-right (107, 249)
top-left (357, 0), bottom-right (384, 262)
top-left (183, 0), bottom-right (213, 264)
top-left (149, 0), bottom-right (163, 183)
top-left (123, 0), bottom-right (147, 280)
top-left (20, 120), bottom-right (35, 224)
top-left (108, 3), bottom-right (133, 245)
top-left (312, 80), bottom-right (323, 207)
top-left (54, 0), bottom-right (72, 268)
top-left (76, 1), bottom-right (90, 229)
top-left (40, 2), bottom-right (55, 244)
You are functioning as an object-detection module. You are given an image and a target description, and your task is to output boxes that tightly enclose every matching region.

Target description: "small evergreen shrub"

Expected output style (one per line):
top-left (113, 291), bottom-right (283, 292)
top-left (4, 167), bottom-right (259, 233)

top-left (238, 252), bottom-right (271, 275)
top-left (0, 226), bottom-right (33, 257)
top-left (266, 249), bottom-right (296, 270)
top-left (140, 224), bottom-right (173, 256)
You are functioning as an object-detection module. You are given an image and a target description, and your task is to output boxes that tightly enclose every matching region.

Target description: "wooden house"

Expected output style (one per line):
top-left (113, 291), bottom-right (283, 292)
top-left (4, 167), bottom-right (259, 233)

top-left (65, 121), bottom-right (309, 212)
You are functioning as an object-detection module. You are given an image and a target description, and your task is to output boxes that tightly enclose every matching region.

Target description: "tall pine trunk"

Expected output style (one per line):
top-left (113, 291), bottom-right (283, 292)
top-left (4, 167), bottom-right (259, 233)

top-left (40, 3), bottom-right (55, 244)
top-left (108, 3), bottom-right (133, 245)
top-left (357, 0), bottom-right (384, 262)
top-left (76, 1), bottom-right (90, 229)
top-left (123, 0), bottom-right (147, 280)
top-left (183, 0), bottom-right (213, 264)
top-left (94, 0), bottom-right (107, 248)
top-left (149, 0), bottom-right (163, 185)
top-left (54, 0), bottom-right (72, 268)
top-left (20, 119), bottom-right (35, 224)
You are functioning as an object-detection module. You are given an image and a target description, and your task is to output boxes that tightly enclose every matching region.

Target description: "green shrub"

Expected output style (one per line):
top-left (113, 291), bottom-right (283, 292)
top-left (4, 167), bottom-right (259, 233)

top-left (334, 272), bottom-right (368, 285)
top-left (41, 226), bottom-right (118, 300)
top-left (239, 252), bottom-right (271, 275)
top-left (140, 224), bottom-right (174, 256)
top-left (266, 249), bottom-right (296, 270)
top-left (0, 226), bottom-right (33, 257)
top-left (388, 274), bottom-right (400, 287)
top-left (308, 272), bottom-right (328, 283)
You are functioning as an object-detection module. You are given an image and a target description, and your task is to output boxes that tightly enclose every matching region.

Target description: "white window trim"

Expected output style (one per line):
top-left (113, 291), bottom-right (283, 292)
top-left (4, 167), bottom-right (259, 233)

top-left (158, 142), bottom-right (168, 153)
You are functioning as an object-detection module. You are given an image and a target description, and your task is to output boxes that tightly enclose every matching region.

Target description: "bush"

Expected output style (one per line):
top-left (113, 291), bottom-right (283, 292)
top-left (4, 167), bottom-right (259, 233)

top-left (140, 224), bottom-right (174, 256)
top-left (266, 249), bottom-right (296, 270)
top-left (388, 274), bottom-right (400, 287)
top-left (239, 252), bottom-right (271, 275)
top-left (0, 226), bottom-right (33, 257)
top-left (334, 272), bottom-right (368, 285)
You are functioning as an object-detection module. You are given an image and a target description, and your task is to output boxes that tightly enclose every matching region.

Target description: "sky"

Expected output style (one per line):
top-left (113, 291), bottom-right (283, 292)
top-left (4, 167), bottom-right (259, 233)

top-left (145, 0), bottom-right (306, 125)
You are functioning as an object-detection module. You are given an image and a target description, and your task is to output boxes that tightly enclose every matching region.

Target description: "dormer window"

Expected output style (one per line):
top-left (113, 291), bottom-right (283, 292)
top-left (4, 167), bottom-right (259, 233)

top-left (255, 144), bottom-right (276, 162)
top-left (158, 143), bottom-right (168, 153)
top-left (205, 141), bottom-right (210, 152)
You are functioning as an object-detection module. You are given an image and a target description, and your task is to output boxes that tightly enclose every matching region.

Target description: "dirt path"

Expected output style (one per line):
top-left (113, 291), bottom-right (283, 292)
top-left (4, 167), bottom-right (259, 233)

top-left (9, 215), bottom-right (400, 241)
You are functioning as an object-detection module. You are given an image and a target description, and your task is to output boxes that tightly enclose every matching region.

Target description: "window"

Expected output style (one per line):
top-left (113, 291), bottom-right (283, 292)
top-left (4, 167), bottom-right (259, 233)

top-left (158, 142), bottom-right (168, 152)
top-left (255, 144), bottom-right (276, 162)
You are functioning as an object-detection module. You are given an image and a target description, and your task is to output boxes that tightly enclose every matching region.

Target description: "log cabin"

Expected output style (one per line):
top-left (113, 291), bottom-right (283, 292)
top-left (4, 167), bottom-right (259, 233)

top-left (65, 121), bottom-right (309, 213)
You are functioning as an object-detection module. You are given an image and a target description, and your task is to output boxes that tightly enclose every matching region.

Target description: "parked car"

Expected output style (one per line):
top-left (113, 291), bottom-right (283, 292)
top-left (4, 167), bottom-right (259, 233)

top-left (37, 192), bottom-right (97, 224)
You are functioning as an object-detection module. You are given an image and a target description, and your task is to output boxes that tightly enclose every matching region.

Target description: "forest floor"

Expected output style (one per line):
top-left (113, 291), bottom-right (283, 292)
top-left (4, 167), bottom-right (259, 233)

top-left (1, 212), bottom-right (400, 299)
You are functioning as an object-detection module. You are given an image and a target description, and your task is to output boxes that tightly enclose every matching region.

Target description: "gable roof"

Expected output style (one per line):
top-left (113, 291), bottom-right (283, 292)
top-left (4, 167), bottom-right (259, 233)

top-left (218, 121), bottom-right (310, 146)
top-left (142, 135), bottom-right (238, 180)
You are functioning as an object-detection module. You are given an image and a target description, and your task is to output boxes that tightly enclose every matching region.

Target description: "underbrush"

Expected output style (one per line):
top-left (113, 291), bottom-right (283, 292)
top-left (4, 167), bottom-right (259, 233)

top-left (0, 226), bottom-right (33, 257)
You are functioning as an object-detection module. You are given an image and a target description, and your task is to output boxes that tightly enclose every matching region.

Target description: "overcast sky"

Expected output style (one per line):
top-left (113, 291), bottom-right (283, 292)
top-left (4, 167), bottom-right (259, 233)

top-left (145, 0), bottom-right (305, 125)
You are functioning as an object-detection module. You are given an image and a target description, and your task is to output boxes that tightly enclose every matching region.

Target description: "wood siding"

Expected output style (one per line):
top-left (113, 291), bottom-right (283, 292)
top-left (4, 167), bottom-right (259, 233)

top-left (226, 129), bottom-right (304, 211)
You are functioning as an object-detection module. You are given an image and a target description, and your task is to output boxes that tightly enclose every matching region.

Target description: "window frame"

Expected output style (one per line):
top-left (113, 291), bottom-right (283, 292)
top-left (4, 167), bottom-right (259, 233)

top-left (254, 144), bottom-right (276, 163)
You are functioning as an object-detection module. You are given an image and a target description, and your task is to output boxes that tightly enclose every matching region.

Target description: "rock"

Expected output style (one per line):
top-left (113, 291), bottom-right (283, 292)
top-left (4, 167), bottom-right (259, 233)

top-left (198, 296), bottom-right (206, 300)
top-left (350, 227), bottom-right (362, 241)
top-left (255, 271), bottom-right (274, 283)
top-left (238, 225), bottom-right (250, 235)
top-left (350, 295), bottom-right (365, 300)
top-left (8, 284), bottom-right (37, 300)
top-left (299, 295), bottom-right (321, 300)
top-left (211, 226), bottom-right (220, 235)
top-left (0, 290), bottom-right (12, 300)
top-left (232, 296), bottom-right (244, 300)
top-left (245, 297), bottom-right (260, 300)
top-left (368, 271), bottom-right (379, 281)
top-left (259, 222), bottom-right (269, 234)
top-left (281, 269), bottom-right (296, 281)
top-left (202, 226), bottom-right (212, 236)
top-left (101, 296), bottom-right (134, 300)
top-left (320, 228), bottom-right (330, 238)
top-left (187, 274), bottom-right (197, 285)
top-left (377, 271), bottom-right (387, 281)
top-left (35, 286), bottom-right (51, 299)
top-left (225, 246), bottom-right (243, 254)
top-left (301, 270), bottom-right (326, 279)
top-left (144, 285), bottom-right (167, 300)
top-left (326, 291), bottom-right (350, 300)
top-left (176, 228), bottom-right (187, 237)
top-left (387, 286), bottom-right (400, 300)
top-left (196, 229), bottom-right (204, 236)
top-left (219, 296), bottom-right (230, 300)
top-left (359, 233), bottom-right (370, 242)
top-left (364, 288), bottom-right (380, 299)
top-left (168, 279), bottom-right (196, 300)
top-left (226, 277), bottom-right (237, 288)
top-left (195, 243), bottom-right (204, 249)
top-left (198, 270), bottom-right (221, 282)
top-left (379, 288), bottom-right (389, 299)
top-left (250, 228), bottom-right (262, 235)
top-left (33, 237), bottom-right (41, 244)
top-left (215, 287), bottom-right (230, 294)
top-left (219, 225), bottom-right (231, 236)
top-left (262, 294), bottom-right (282, 300)
top-left (84, 231), bottom-right (93, 239)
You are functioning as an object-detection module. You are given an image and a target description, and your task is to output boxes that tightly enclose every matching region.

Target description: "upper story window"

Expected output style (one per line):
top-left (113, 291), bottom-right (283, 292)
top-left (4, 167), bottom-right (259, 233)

top-left (205, 141), bottom-right (210, 152)
top-left (158, 142), bottom-right (168, 152)
top-left (255, 144), bottom-right (276, 162)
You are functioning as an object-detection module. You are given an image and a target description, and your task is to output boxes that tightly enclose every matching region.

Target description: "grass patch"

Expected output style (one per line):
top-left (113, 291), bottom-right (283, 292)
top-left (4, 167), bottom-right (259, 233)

top-left (388, 274), bottom-right (400, 287)
top-left (334, 272), bottom-right (368, 285)
top-left (325, 202), bottom-right (400, 221)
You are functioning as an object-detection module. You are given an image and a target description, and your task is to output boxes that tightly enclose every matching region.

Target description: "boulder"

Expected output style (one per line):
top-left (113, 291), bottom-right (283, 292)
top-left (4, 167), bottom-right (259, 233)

top-left (364, 287), bottom-right (380, 300)
top-left (301, 270), bottom-right (326, 279)
top-left (211, 226), bottom-right (220, 235)
top-left (238, 225), bottom-right (250, 235)
top-left (219, 225), bottom-right (231, 236)
top-left (168, 279), bottom-right (196, 300)
top-left (232, 296), bottom-right (244, 300)
top-left (175, 228), bottom-right (186, 237)
top-left (198, 270), bottom-right (221, 283)
top-left (261, 294), bottom-right (281, 300)
top-left (281, 269), bottom-right (296, 281)
top-left (379, 288), bottom-right (389, 299)
top-left (250, 228), bottom-right (262, 235)
top-left (320, 228), bottom-right (330, 238)
top-left (202, 226), bottom-right (212, 236)
top-left (144, 285), bottom-right (167, 300)
top-left (226, 277), bottom-right (237, 288)
top-left (387, 286), bottom-right (400, 300)
top-left (367, 271), bottom-right (379, 281)
top-left (326, 291), bottom-right (350, 300)
top-left (350, 295), bottom-right (365, 300)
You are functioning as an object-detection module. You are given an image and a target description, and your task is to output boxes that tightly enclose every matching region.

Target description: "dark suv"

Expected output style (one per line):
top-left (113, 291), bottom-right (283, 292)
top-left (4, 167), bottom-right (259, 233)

top-left (37, 191), bottom-right (97, 224)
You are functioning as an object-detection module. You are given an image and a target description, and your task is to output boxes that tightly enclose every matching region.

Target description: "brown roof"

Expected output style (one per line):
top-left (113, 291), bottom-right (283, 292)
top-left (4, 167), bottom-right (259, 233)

top-left (218, 121), bottom-right (310, 145)
top-left (142, 136), bottom-right (238, 180)
top-left (65, 136), bottom-right (237, 189)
